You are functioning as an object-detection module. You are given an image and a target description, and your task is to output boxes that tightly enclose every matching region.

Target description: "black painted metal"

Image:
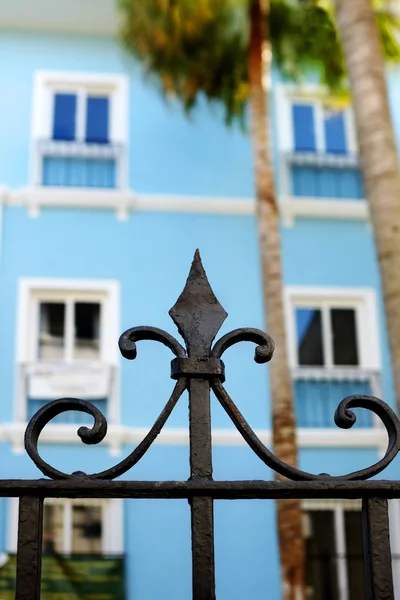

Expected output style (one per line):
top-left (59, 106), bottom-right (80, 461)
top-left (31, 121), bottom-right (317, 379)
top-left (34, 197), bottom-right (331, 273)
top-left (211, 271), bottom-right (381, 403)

top-left (2, 249), bottom-right (400, 599)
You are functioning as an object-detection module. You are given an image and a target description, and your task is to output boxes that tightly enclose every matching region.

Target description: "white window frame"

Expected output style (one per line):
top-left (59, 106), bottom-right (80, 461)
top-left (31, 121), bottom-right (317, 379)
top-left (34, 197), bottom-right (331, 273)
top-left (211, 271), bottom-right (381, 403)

top-left (15, 278), bottom-right (120, 423)
top-left (285, 286), bottom-right (381, 372)
top-left (30, 70), bottom-right (129, 188)
top-left (303, 499), bottom-right (362, 600)
top-left (275, 83), bottom-right (357, 157)
top-left (7, 498), bottom-right (123, 555)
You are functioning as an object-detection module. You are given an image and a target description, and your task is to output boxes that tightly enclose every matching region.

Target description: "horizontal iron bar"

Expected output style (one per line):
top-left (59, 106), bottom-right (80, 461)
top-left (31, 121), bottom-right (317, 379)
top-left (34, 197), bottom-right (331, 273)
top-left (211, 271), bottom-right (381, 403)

top-left (2, 479), bottom-right (400, 499)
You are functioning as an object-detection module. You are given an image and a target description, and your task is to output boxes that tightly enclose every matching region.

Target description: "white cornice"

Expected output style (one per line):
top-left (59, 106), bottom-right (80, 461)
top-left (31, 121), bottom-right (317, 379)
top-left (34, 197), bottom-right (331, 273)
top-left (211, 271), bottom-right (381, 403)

top-left (280, 197), bottom-right (369, 227)
top-left (1, 187), bottom-right (371, 223)
top-left (0, 423), bottom-right (386, 456)
top-left (0, 0), bottom-right (120, 36)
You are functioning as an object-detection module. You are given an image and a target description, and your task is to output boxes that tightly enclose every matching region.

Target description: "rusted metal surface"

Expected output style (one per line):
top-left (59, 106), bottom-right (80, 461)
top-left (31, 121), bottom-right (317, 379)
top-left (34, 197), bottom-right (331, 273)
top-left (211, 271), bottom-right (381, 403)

top-left (2, 249), bottom-right (400, 599)
top-left (362, 498), bottom-right (394, 600)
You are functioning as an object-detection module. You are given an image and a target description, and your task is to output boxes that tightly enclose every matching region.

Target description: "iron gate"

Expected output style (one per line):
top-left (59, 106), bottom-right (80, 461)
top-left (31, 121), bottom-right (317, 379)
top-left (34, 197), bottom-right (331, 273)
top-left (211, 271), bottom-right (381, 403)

top-left (1, 250), bottom-right (400, 600)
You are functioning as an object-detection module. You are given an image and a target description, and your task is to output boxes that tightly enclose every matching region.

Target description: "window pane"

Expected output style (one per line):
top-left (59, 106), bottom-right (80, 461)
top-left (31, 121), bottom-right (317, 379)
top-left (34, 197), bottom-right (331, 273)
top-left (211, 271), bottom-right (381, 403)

top-left (53, 93), bottom-right (76, 141)
top-left (39, 302), bottom-right (65, 360)
top-left (86, 96), bottom-right (109, 144)
top-left (293, 104), bottom-right (316, 152)
top-left (43, 503), bottom-right (64, 554)
top-left (324, 110), bottom-right (347, 155)
top-left (72, 506), bottom-right (102, 554)
top-left (305, 511), bottom-right (338, 600)
top-left (296, 308), bottom-right (325, 366)
top-left (74, 302), bottom-right (101, 360)
top-left (345, 511), bottom-right (366, 599)
top-left (331, 309), bottom-right (359, 366)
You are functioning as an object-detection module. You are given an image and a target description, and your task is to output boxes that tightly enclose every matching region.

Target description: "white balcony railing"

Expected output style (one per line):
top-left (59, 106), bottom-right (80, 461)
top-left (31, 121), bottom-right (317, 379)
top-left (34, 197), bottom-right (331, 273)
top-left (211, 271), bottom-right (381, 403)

top-left (292, 367), bottom-right (381, 429)
top-left (17, 361), bottom-right (117, 424)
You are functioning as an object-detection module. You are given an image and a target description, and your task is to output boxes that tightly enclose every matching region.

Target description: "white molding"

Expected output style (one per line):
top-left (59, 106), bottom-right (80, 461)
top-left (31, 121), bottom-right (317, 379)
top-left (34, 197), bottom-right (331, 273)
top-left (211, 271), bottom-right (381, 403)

top-left (0, 423), bottom-right (387, 455)
top-left (134, 193), bottom-right (255, 215)
top-left (2, 187), bottom-right (372, 223)
top-left (285, 285), bottom-right (381, 371)
top-left (5, 187), bottom-right (256, 218)
top-left (280, 197), bottom-right (368, 227)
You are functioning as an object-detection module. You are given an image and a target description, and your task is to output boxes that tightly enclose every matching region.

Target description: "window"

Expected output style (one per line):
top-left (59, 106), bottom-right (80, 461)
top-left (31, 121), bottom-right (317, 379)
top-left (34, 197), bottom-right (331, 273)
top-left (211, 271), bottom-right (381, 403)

top-left (16, 279), bottom-right (120, 423)
top-left (31, 71), bottom-right (128, 189)
top-left (43, 501), bottom-right (103, 555)
top-left (38, 300), bottom-right (101, 361)
top-left (292, 102), bottom-right (351, 155)
top-left (304, 501), bottom-right (366, 600)
top-left (52, 92), bottom-right (110, 144)
top-left (287, 288), bottom-right (381, 428)
top-left (296, 306), bottom-right (359, 368)
top-left (286, 288), bottom-right (380, 371)
top-left (7, 498), bottom-right (123, 556)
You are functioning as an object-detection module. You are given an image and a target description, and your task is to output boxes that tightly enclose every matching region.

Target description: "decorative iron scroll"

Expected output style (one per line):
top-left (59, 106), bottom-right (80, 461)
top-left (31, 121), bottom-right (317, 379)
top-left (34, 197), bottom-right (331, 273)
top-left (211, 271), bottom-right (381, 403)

top-left (24, 250), bottom-right (400, 481)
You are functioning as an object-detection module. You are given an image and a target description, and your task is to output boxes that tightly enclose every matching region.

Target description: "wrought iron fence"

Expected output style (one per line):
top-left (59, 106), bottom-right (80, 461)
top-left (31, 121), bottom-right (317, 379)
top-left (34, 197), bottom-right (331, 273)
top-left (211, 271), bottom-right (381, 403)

top-left (1, 250), bottom-right (400, 599)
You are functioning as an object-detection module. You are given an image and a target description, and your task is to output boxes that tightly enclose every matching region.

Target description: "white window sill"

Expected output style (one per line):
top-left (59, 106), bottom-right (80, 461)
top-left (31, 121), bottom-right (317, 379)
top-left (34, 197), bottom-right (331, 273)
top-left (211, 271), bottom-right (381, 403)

top-left (37, 139), bottom-right (124, 159)
top-left (287, 152), bottom-right (360, 168)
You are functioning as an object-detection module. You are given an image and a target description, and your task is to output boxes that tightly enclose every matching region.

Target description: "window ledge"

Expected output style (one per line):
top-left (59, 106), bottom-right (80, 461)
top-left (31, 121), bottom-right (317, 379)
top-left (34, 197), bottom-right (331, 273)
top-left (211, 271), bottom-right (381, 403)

top-left (287, 152), bottom-right (360, 168)
top-left (0, 423), bottom-right (386, 456)
top-left (37, 139), bottom-right (124, 159)
top-left (280, 196), bottom-right (369, 227)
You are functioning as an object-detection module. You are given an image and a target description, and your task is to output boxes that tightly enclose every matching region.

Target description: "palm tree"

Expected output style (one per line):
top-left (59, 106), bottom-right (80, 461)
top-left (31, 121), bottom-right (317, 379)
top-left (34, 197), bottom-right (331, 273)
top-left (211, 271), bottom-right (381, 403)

top-left (119, 1), bottom-right (400, 598)
top-left (332, 0), bottom-right (400, 414)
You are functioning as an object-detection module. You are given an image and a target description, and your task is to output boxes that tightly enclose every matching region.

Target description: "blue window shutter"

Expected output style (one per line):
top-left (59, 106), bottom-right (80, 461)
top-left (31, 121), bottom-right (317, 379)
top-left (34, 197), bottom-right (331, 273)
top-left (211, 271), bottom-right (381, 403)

top-left (324, 110), bottom-right (347, 154)
top-left (292, 104), bottom-right (316, 152)
top-left (86, 96), bottom-right (109, 144)
top-left (53, 93), bottom-right (77, 141)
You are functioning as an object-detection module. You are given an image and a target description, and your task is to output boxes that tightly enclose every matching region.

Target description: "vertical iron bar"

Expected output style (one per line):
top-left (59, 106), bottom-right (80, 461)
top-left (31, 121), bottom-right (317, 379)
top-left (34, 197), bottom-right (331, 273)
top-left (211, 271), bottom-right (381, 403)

top-left (362, 497), bottom-right (394, 600)
top-left (189, 378), bottom-right (216, 600)
top-left (15, 495), bottom-right (44, 600)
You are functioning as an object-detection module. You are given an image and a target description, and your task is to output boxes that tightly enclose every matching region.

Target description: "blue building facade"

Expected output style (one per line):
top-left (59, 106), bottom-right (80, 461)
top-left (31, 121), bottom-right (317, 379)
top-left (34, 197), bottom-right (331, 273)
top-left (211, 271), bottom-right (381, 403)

top-left (1, 2), bottom-right (400, 599)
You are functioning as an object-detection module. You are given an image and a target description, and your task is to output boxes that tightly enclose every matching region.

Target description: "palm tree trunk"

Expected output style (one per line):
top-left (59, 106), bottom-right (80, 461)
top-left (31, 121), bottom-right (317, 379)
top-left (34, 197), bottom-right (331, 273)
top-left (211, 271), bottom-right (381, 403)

top-left (332, 0), bottom-right (400, 412)
top-left (248, 2), bottom-right (305, 599)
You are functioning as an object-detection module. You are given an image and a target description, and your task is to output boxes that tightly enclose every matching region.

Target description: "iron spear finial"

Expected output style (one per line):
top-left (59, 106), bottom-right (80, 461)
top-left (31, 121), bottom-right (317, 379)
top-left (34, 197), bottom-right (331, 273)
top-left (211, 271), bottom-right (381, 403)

top-left (169, 250), bottom-right (227, 356)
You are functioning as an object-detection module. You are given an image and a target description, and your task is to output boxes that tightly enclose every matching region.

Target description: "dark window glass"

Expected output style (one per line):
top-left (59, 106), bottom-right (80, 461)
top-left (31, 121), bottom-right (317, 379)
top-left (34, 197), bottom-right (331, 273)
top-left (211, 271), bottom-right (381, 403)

top-left (53, 93), bottom-right (77, 141)
top-left (305, 511), bottom-right (338, 600)
top-left (39, 302), bottom-right (65, 360)
top-left (86, 96), bottom-right (109, 144)
top-left (345, 511), bottom-right (366, 599)
top-left (331, 309), bottom-right (359, 366)
top-left (74, 302), bottom-right (100, 360)
top-left (296, 308), bottom-right (325, 366)
top-left (72, 506), bottom-right (102, 554)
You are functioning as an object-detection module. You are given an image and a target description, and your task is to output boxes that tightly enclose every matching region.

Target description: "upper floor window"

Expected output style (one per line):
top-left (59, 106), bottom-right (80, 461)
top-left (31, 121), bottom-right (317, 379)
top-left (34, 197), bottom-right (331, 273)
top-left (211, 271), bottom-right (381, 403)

top-left (275, 85), bottom-right (364, 201)
top-left (295, 306), bottom-right (359, 368)
top-left (52, 92), bottom-right (110, 144)
top-left (31, 72), bottom-right (128, 190)
top-left (292, 103), bottom-right (350, 155)
top-left (286, 288), bottom-right (381, 428)
top-left (16, 279), bottom-right (120, 423)
top-left (38, 298), bottom-right (101, 362)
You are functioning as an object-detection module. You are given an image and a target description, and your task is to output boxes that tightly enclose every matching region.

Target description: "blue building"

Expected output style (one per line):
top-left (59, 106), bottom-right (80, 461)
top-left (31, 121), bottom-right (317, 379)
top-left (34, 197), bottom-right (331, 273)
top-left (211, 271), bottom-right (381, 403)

top-left (1, 1), bottom-right (400, 599)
